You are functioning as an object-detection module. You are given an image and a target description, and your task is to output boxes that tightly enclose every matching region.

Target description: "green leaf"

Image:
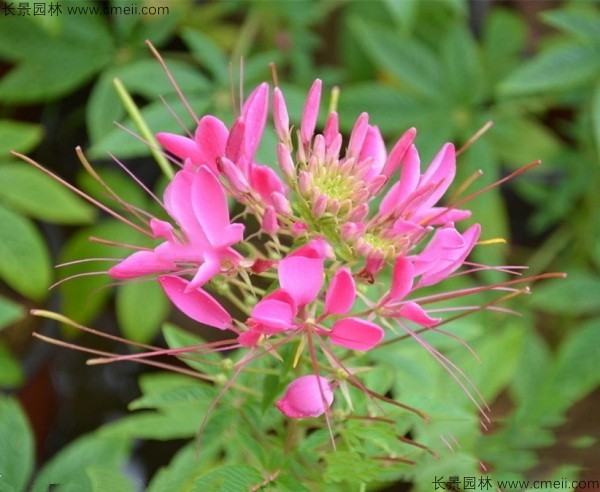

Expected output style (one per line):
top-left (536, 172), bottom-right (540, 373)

top-left (0, 395), bottom-right (34, 491)
top-left (129, 384), bottom-right (214, 411)
top-left (0, 15), bottom-right (114, 103)
top-left (549, 318), bottom-right (600, 409)
top-left (32, 433), bottom-right (130, 492)
top-left (542, 8), bottom-right (600, 42)
top-left (116, 281), bottom-right (169, 343)
top-left (191, 465), bottom-right (264, 492)
top-left (0, 162), bottom-right (95, 224)
top-left (0, 342), bottom-right (24, 388)
top-left (440, 24), bottom-right (484, 103)
top-left (162, 323), bottom-right (224, 374)
top-left (181, 28), bottom-right (229, 81)
top-left (58, 220), bottom-right (143, 324)
top-left (0, 295), bottom-right (24, 331)
top-left (86, 467), bottom-right (135, 492)
top-left (87, 59), bottom-right (210, 143)
top-left (0, 120), bottom-right (43, 155)
top-left (88, 95), bottom-right (210, 159)
top-left (530, 272), bottom-right (600, 315)
top-left (500, 43), bottom-right (600, 95)
top-left (350, 17), bottom-right (444, 100)
top-left (0, 203), bottom-right (51, 300)
top-left (592, 82), bottom-right (600, 158)
top-left (482, 9), bottom-right (527, 81)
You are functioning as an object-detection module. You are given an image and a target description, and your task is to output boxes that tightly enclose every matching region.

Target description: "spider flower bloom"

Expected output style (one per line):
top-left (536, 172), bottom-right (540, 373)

top-left (273, 80), bottom-right (474, 278)
top-left (109, 165), bottom-right (244, 290)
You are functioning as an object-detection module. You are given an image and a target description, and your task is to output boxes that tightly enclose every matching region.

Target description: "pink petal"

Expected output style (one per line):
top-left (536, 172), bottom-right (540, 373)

top-left (156, 133), bottom-right (201, 165)
top-left (249, 164), bottom-right (287, 205)
top-left (300, 79), bottom-right (322, 145)
top-left (194, 116), bottom-right (229, 173)
top-left (278, 256), bottom-right (324, 306)
top-left (150, 218), bottom-right (176, 241)
top-left (108, 251), bottom-right (176, 279)
top-left (261, 206), bottom-right (278, 234)
top-left (413, 224), bottom-right (481, 287)
top-left (287, 237), bottom-right (333, 260)
top-left (276, 375), bottom-right (333, 418)
top-left (159, 275), bottom-right (231, 330)
top-left (191, 166), bottom-right (244, 249)
top-left (381, 127), bottom-right (416, 178)
top-left (225, 118), bottom-right (245, 167)
top-left (388, 257), bottom-right (415, 302)
top-left (379, 144), bottom-right (420, 216)
top-left (324, 268), bottom-right (356, 316)
top-left (186, 258), bottom-right (222, 291)
top-left (330, 318), bottom-right (384, 351)
top-left (250, 289), bottom-right (297, 333)
top-left (241, 83), bottom-right (269, 161)
top-left (273, 87), bottom-right (290, 141)
top-left (396, 301), bottom-right (441, 327)
top-left (360, 125), bottom-right (387, 182)
top-left (163, 170), bottom-right (208, 245)
top-left (323, 111), bottom-right (339, 148)
top-left (411, 207), bottom-right (472, 226)
top-left (238, 330), bottom-right (262, 347)
top-left (417, 143), bottom-right (456, 211)
top-left (346, 112), bottom-right (369, 158)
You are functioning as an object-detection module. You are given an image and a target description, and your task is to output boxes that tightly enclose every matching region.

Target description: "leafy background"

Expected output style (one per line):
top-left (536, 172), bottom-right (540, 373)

top-left (0, 0), bottom-right (598, 490)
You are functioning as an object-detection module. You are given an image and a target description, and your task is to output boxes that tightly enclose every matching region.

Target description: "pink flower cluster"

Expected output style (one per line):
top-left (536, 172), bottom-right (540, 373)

top-left (107, 80), bottom-right (482, 419)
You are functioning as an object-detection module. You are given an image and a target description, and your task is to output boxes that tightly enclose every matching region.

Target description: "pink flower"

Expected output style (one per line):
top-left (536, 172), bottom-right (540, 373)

top-left (411, 224), bottom-right (481, 288)
top-left (276, 375), bottom-right (334, 418)
top-left (240, 239), bottom-right (384, 352)
top-left (158, 83), bottom-right (288, 229)
top-left (109, 165), bottom-right (244, 290)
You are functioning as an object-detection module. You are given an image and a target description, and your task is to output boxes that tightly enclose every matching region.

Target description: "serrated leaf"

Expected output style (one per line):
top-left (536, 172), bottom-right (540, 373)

top-left (86, 467), bottom-right (135, 492)
top-left (116, 281), bottom-right (169, 343)
top-left (32, 433), bottom-right (130, 492)
top-left (101, 410), bottom-right (200, 441)
top-left (0, 162), bottom-right (95, 224)
top-left (324, 451), bottom-right (381, 483)
top-left (0, 120), bottom-right (43, 155)
top-left (129, 384), bottom-right (214, 411)
top-left (0, 295), bottom-right (24, 331)
top-left (162, 323), bottom-right (224, 374)
top-left (500, 43), bottom-right (600, 95)
top-left (0, 203), bottom-right (51, 300)
top-left (191, 465), bottom-right (264, 492)
top-left (530, 272), bottom-right (600, 315)
top-left (0, 395), bottom-right (34, 491)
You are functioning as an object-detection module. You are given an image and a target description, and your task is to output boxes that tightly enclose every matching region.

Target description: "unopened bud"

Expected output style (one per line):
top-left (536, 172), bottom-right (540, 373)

top-left (218, 157), bottom-right (250, 193)
top-left (277, 143), bottom-right (296, 180)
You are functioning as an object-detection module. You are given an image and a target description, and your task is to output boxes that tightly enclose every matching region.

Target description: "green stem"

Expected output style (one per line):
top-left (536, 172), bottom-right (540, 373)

top-left (113, 78), bottom-right (174, 180)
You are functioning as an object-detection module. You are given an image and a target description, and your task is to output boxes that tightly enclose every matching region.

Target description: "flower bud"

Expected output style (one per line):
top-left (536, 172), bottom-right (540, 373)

top-left (276, 375), bottom-right (334, 418)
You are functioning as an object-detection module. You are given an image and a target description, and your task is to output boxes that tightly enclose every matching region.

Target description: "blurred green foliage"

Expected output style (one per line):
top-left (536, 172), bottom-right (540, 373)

top-left (0, 0), bottom-right (598, 490)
